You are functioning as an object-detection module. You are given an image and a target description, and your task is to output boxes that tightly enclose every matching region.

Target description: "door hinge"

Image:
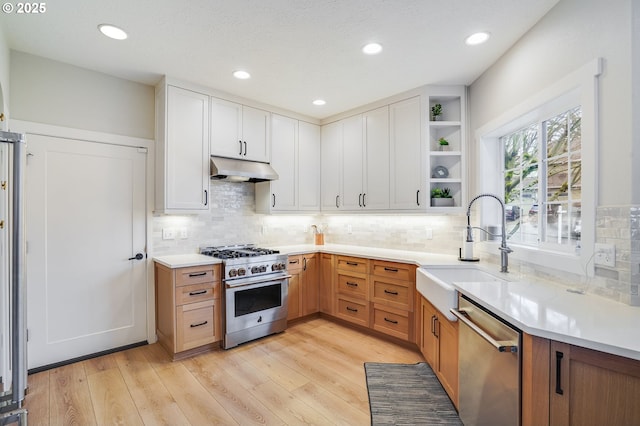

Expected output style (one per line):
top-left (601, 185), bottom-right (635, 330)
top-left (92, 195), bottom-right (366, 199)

top-left (137, 147), bottom-right (148, 154)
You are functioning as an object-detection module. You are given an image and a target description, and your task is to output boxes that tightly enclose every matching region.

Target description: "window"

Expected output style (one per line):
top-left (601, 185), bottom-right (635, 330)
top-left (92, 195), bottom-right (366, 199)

top-left (502, 107), bottom-right (582, 251)
top-left (475, 59), bottom-right (601, 276)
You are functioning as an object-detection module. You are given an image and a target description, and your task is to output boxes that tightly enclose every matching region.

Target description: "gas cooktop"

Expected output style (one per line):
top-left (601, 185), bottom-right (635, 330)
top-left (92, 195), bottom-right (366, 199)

top-left (200, 245), bottom-right (280, 259)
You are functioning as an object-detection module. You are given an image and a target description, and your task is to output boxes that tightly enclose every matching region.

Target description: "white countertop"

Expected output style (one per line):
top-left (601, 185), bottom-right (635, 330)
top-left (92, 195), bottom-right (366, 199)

top-left (155, 244), bottom-right (640, 361)
top-left (452, 279), bottom-right (640, 361)
top-left (153, 254), bottom-right (222, 269)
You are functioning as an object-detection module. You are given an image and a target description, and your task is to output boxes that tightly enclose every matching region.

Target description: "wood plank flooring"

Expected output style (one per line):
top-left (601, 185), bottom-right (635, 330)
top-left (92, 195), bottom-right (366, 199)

top-left (24, 317), bottom-right (425, 425)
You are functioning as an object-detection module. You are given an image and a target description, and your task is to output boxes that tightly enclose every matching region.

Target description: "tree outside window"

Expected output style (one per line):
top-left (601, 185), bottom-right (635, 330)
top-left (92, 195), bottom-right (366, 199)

top-left (501, 107), bottom-right (581, 248)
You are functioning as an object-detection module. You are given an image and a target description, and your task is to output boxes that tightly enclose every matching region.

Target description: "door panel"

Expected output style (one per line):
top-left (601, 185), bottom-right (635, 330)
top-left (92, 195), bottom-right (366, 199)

top-left (26, 134), bottom-right (147, 368)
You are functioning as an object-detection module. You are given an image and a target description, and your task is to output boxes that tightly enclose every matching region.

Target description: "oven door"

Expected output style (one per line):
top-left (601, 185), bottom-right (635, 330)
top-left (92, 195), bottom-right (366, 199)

top-left (225, 277), bottom-right (289, 335)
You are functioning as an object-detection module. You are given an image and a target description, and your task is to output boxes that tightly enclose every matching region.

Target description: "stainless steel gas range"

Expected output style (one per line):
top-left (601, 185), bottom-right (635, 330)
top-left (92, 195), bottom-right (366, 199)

top-left (200, 245), bottom-right (289, 349)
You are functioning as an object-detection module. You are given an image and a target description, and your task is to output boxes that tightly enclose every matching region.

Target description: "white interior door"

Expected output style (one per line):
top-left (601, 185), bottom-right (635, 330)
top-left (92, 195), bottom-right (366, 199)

top-left (25, 134), bottom-right (147, 369)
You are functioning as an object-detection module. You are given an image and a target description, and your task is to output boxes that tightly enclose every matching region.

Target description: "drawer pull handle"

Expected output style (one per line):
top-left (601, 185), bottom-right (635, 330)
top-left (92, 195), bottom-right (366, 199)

top-left (384, 317), bottom-right (398, 324)
top-left (346, 306), bottom-right (358, 313)
top-left (555, 351), bottom-right (564, 395)
top-left (188, 289), bottom-right (208, 296)
top-left (289, 259), bottom-right (299, 264)
top-left (190, 320), bottom-right (208, 328)
top-left (346, 261), bottom-right (359, 266)
top-left (188, 272), bottom-right (207, 277)
top-left (384, 289), bottom-right (399, 295)
top-left (384, 267), bottom-right (399, 272)
top-left (346, 282), bottom-right (359, 287)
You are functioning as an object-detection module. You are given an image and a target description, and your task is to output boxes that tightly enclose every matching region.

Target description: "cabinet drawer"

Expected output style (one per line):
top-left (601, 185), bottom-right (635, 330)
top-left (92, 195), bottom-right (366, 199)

top-left (371, 278), bottom-right (413, 311)
top-left (373, 304), bottom-right (410, 340)
top-left (336, 256), bottom-right (368, 274)
top-left (337, 273), bottom-right (368, 299)
top-left (176, 265), bottom-right (219, 287)
top-left (287, 255), bottom-right (303, 272)
top-left (371, 260), bottom-right (415, 282)
top-left (175, 282), bottom-right (217, 306)
top-left (336, 296), bottom-right (369, 327)
top-left (176, 300), bottom-right (218, 351)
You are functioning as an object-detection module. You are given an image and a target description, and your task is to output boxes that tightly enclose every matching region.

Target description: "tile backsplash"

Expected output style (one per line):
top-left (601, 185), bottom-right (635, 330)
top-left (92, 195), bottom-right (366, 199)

top-left (152, 181), bottom-right (640, 305)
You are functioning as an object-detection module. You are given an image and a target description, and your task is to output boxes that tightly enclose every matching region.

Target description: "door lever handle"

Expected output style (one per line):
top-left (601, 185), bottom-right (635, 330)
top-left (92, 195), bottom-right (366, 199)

top-left (128, 253), bottom-right (144, 261)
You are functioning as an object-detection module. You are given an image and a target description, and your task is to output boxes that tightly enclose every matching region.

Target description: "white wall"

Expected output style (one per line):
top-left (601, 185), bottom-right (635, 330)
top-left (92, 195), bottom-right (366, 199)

top-left (469, 0), bottom-right (633, 206)
top-left (9, 51), bottom-right (154, 139)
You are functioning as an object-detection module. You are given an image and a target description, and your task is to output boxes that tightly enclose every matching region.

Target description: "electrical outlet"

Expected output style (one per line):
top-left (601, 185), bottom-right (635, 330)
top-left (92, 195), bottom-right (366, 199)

top-left (178, 228), bottom-right (188, 239)
top-left (594, 243), bottom-right (615, 267)
top-left (347, 224), bottom-right (353, 234)
top-left (162, 228), bottom-right (175, 240)
top-left (425, 228), bottom-right (433, 240)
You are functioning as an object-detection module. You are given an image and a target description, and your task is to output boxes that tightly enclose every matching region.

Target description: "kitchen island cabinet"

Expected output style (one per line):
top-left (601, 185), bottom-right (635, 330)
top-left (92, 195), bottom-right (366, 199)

top-left (154, 262), bottom-right (222, 360)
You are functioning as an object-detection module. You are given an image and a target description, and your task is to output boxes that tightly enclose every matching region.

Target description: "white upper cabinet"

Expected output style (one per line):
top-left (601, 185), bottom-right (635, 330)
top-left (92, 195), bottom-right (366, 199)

top-left (320, 121), bottom-right (342, 211)
top-left (210, 97), bottom-right (270, 163)
top-left (255, 115), bottom-right (320, 213)
top-left (298, 121), bottom-right (321, 211)
top-left (390, 96), bottom-right (423, 209)
top-left (328, 107), bottom-right (390, 211)
top-left (155, 83), bottom-right (210, 213)
top-left (341, 114), bottom-right (365, 210)
top-left (363, 106), bottom-right (390, 210)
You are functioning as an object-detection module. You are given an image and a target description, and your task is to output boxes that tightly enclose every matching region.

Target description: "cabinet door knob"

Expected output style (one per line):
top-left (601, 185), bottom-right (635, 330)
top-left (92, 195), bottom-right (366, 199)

top-left (416, 190), bottom-right (420, 206)
top-left (243, 141), bottom-right (247, 156)
top-left (239, 140), bottom-right (243, 155)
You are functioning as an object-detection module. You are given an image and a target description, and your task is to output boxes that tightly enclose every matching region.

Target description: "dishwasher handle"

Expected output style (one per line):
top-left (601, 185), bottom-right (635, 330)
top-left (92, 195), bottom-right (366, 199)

top-left (450, 308), bottom-right (518, 353)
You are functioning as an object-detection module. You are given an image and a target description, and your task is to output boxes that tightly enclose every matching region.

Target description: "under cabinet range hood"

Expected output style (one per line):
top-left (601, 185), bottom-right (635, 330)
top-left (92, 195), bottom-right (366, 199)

top-left (210, 156), bottom-right (278, 182)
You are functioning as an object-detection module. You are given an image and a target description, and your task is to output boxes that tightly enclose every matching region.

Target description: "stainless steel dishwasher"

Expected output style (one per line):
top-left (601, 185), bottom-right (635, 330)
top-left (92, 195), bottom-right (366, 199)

top-left (451, 294), bottom-right (521, 426)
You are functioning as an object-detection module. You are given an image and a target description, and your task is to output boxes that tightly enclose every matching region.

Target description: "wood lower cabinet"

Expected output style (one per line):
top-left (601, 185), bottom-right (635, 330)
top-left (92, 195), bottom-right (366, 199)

top-left (155, 263), bottom-right (222, 360)
top-left (287, 254), bottom-right (319, 321)
top-left (319, 253), bottom-right (334, 314)
top-left (370, 260), bottom-right (416, 342)
top-left (522, 335), bottom-right (640, 426)
top-left (419, 295), bottom-right (458, 408)
top-left (334, 256), bottom-right (370, 327)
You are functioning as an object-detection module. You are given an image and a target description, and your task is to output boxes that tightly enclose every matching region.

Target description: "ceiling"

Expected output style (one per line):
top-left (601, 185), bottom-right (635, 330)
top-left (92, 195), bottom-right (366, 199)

top-left (0, 0), bottom-right (559, 120)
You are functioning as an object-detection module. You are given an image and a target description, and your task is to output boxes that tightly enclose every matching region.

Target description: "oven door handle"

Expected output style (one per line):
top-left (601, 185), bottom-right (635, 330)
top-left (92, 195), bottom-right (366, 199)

top-left (225, 274), bottom-right (292, 289)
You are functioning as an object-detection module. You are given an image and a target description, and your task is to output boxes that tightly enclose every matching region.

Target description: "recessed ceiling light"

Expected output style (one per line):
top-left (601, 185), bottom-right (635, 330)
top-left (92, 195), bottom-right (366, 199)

top-left (362, 43), bottom-right (383, 55)
top-left (312, 99), bottom-right (326, 106)
top-left (98, 24), bottom-right (128, 40)
top-left (233, 70), bottom-right (251, 80)
top-left (465, 32), bottom-right (490, 46)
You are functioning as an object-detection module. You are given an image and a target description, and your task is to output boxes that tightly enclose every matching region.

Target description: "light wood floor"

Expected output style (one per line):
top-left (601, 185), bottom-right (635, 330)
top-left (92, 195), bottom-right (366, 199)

top-left (24, 317), bottom-right (425, 425)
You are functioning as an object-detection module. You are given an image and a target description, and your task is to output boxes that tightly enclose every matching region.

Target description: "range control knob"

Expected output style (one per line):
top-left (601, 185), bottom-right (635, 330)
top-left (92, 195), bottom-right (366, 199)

top-left (251, 266), bottom-right (260, 274)
top-left (259, 265), bottom-right (267, 273)
top-left (228, 269), bottom-right (238, 277)
top-left (271, 264), bottom-right (278, 271)
top-left (237, 268), bottom-right (246, 276)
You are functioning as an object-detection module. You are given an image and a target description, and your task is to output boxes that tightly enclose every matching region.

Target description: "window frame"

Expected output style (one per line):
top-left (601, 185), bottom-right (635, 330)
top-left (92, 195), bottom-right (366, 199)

top-left (474, 59), bottom-right (601, 276)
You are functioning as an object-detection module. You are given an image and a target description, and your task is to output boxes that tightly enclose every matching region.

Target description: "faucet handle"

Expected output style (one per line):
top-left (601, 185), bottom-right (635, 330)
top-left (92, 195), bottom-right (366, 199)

top-left (499, 246), bottom-right (513, 254)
